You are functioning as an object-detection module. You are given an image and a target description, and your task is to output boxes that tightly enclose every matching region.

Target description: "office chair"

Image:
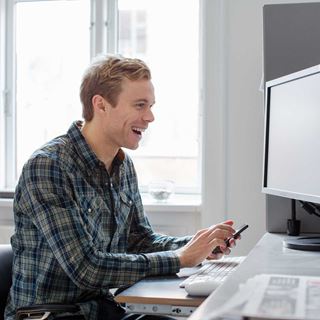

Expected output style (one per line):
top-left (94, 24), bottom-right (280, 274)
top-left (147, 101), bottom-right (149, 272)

top-left (0, 244), bottom-right (81, 320)
top-left (0, 245), bottom-right (12, 320)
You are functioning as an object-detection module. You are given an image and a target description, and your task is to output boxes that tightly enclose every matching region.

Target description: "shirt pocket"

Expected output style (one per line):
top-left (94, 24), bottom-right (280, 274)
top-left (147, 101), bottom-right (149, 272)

top-left (109, 192), bottom-right (134, 251)
top-left (80, 196), bottom-right (112, 251)
top-left (118, 192), bottom-right (133, 223)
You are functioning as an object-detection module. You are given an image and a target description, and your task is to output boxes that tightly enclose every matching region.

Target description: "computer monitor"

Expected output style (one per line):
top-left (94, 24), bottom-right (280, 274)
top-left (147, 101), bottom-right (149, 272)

top-left (262, 64), bottom-right (320, 251)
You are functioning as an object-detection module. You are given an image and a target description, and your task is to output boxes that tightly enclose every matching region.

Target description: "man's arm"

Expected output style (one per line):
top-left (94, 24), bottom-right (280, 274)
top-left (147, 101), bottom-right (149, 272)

top-left (127, 203), bottom-right (236, 268)
top-left (17, 156), bottom-right (181, 289)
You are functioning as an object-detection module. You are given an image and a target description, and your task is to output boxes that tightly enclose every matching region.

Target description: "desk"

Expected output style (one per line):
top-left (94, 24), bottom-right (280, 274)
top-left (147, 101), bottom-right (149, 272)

top-left (189, 232), bottom-right (320, 319)
top-left (115, 275), bottom-right (205, 318)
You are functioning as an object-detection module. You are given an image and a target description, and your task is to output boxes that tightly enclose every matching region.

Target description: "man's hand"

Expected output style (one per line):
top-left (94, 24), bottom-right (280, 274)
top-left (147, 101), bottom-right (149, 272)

top-left (206, 236), bottom-right (238, 261)
top-left (176, 220), bottom-right (235, 268)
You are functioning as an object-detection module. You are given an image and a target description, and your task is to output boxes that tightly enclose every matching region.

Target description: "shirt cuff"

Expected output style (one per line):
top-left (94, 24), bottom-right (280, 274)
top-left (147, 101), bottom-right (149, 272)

top-left (143, 250), bottom-right (181, 276)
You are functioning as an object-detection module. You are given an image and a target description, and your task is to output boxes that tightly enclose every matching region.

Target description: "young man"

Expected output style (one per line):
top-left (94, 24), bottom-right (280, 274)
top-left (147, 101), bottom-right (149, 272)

top-left (5, 56), bottom-right (237, 320)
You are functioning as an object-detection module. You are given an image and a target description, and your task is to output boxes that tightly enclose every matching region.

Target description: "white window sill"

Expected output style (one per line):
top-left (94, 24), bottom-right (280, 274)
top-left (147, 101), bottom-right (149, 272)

top-left (0, 194), bottom-right (202, 223)
top-left (0, 198), bottom-right (13, 208)
top-left (141, 193), bottom-right (201, 213)
top-left (0, 198), bottom-right (14, 224)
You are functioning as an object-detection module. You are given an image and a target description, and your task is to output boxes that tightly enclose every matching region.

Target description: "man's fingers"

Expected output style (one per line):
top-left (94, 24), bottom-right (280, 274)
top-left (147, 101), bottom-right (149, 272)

top-left (208, 228), bottom-right (234, 244)
top-left (222, 219), bottom-right (234, 226)
top-left (209, 237), bottom-right (228, 252)
top-left (178, 220), bottom-right (239, 267)
top-left (221, 247), bottom-right (231, 255)
top-left (209, 252), bottom-right (224, 260)
top-left (208, 222), bottom-right (235, 234)
top-left (228, 238), bottom-right (237, 248)
top-left (193, 227), bottom-right (214, 238)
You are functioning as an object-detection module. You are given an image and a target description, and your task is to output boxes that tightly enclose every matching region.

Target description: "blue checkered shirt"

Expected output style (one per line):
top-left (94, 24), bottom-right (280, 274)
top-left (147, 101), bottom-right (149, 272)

top-left (5, 121), bottom-right (190, 320)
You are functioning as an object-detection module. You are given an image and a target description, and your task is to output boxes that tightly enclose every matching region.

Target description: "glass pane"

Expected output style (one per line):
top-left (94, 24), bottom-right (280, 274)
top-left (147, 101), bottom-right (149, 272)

top-left (15, 0), bottom-right (90, 178)
top-left (118, 0), bottom-right (200, 192)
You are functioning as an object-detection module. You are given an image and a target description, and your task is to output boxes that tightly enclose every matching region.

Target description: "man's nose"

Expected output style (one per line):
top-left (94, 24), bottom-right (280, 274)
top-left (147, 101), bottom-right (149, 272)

top-left (143, 108), bottom-right (155, 122)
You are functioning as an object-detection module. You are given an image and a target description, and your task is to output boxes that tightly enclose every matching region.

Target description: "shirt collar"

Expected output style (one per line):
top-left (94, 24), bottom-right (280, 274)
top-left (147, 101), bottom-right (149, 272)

top-left (67, 121), bottom-right (126, 171)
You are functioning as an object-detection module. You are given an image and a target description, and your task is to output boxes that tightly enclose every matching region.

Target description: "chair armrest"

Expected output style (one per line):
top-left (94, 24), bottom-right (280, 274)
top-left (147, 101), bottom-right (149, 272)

top-left (16, 303), bottom-right (80, 320)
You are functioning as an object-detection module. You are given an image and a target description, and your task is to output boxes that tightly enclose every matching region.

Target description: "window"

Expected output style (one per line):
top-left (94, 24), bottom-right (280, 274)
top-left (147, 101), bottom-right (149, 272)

top-left (1, 0), bottom-right (90, 190)
top-left (117, 0), bottom-right (200, 193)
top-left (0, 0), bottom-right (200, 195)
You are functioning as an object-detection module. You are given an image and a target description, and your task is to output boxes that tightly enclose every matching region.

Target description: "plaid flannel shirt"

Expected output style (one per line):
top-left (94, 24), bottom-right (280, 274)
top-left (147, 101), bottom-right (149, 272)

top-left (5, 121), bottom-right (191, 320)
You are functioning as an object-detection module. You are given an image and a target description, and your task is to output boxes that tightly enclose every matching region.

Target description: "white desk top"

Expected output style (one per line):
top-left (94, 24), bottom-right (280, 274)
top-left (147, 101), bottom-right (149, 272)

top-left (115, 275), bottom-right (204, 307)
top-left (189, 232), bottom-right (320, 319)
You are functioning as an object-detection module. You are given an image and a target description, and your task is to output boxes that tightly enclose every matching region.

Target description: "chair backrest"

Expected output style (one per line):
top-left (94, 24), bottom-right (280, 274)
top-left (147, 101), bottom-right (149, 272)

top-left (0, 245), bottom-right (13, 320)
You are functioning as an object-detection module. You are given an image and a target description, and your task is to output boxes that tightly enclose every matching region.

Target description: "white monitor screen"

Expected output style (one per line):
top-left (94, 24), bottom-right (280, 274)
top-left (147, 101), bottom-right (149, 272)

top-left (263, 65), bottom-right (320, 204)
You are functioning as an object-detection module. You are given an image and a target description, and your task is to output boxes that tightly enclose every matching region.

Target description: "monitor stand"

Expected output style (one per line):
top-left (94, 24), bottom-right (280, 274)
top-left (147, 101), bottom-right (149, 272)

top-left (284, 200), bottom-right (320, 251)
top-left (283, 236), bottom-right (320, 251)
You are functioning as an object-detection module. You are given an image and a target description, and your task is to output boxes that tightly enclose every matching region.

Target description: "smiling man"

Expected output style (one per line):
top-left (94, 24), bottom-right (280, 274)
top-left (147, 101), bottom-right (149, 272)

top-left (5, 56), bottom-right (237, 320)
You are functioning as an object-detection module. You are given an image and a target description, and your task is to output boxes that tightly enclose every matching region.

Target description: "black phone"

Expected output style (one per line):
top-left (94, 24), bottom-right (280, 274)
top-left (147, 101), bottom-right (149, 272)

top-left (212, 224), bottom-right (249, 254)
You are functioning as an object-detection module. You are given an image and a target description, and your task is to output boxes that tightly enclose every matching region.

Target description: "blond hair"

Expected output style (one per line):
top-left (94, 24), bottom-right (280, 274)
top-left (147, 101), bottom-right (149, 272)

top-left (80, 55), bottom-right (151, 121)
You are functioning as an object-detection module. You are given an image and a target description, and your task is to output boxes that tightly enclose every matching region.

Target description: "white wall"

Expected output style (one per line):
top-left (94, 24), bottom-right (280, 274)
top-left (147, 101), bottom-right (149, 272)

top-left (202, 0), bottom-right (320, 256)
top-left (202, 0), bottom-right (267, 256)
top-left (224, 0), bottom-right (267, 255)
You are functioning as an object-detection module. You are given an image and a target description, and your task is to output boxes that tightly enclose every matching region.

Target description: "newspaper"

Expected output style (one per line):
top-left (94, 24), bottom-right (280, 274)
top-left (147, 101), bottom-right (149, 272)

top-left (207, 274), bottom-right (320, 320)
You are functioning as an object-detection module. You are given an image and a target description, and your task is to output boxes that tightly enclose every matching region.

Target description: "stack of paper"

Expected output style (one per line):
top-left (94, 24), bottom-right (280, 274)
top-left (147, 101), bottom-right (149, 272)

top-left (207, 274), bottom-right (320, 320)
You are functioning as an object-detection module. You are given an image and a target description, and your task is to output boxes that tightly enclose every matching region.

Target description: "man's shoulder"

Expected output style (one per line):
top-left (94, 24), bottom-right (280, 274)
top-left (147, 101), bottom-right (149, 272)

top-left (26, 134), bottom-right (77, 172)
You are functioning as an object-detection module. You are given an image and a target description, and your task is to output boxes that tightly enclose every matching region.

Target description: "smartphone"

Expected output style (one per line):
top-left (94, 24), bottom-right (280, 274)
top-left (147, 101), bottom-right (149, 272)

top-left (212, 224), bottom-right (249, 254)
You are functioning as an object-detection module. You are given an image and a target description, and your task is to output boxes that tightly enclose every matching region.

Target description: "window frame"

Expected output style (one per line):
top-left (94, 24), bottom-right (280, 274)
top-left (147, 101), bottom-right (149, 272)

top-left (0, 0), bottom-right (6, 190)
top-left (1, 0), bottom-right (16, 191)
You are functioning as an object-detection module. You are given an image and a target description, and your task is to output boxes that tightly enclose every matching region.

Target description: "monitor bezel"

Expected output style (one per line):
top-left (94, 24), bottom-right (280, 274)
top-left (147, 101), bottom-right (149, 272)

top-left (262, 64), bottom-right (320, 204)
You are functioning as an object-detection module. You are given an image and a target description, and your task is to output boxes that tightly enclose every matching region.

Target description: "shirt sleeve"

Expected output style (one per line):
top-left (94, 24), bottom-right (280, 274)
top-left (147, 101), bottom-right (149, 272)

top-left (17, 155), bottom-right (181, 290)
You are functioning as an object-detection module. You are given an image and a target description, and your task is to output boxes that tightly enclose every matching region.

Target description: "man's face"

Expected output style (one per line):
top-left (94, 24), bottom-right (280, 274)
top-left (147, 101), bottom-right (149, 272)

top-left (103, 78), bottom-right (155, 150)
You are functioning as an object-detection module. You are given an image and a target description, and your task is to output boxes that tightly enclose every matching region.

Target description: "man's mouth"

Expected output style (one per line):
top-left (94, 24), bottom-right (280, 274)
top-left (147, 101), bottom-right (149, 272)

top-left (132, 127), bottom-right (146, 136)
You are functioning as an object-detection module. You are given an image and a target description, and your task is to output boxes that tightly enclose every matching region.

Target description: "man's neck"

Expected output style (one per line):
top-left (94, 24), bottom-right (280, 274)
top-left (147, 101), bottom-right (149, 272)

top-left (80, 121), bottom-right (118, 173)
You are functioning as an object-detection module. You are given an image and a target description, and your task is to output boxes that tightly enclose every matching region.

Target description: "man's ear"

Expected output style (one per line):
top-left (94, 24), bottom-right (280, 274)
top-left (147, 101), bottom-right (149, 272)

top-left (92, 95), bottom-right (110, 113)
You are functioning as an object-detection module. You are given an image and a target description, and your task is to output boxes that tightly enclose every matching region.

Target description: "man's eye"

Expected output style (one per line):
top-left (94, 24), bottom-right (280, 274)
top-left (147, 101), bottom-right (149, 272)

top-left (136, 103), bottom-right (145, 108)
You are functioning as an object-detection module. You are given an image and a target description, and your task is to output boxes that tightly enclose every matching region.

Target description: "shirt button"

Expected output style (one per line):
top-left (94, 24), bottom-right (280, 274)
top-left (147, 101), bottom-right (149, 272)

top-left (110, 183), bottom-right (113, 188)
top-left (88, 208), bottom-right (92, 213)
top-left (129, 200), bottom-right (132, 205)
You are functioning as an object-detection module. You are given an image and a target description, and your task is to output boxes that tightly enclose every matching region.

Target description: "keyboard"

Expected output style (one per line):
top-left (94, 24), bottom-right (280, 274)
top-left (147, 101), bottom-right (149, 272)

top-left (179, 256), bottom-right (245, 289)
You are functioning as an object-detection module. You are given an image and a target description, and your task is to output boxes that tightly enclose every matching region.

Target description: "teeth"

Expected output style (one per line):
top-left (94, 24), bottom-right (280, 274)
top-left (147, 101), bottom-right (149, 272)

top-left (132, 127), bottom-right (145, 133)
